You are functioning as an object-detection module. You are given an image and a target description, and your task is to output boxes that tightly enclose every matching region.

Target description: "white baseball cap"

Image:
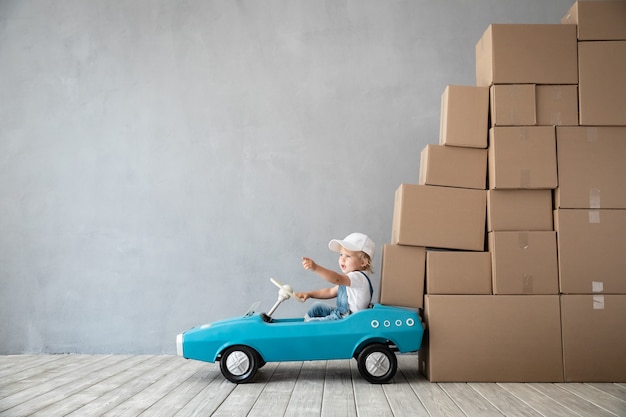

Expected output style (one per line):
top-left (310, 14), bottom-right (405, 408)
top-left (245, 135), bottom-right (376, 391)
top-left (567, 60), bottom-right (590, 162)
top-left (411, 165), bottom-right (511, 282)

top-left (328, 233), bottom-right (375, 259)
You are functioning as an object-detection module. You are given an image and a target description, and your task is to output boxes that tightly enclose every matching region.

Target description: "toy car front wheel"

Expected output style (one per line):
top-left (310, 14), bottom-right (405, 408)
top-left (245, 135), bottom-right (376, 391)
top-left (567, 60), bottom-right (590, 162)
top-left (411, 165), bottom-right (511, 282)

top-left (219, 345), bottom-right (261, 383)
top-left (357, 343), bottom-right (397, 384)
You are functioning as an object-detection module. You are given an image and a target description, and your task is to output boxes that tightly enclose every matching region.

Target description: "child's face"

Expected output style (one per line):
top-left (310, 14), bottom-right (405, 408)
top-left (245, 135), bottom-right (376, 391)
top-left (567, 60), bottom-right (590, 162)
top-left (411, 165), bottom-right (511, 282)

top-left (338, 247), bottom-right (366, 273)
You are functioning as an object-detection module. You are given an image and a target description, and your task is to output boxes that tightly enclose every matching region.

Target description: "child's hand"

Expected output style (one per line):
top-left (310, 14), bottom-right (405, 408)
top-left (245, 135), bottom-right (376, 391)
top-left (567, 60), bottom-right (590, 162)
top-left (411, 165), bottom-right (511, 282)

top-left (295, 292), bottom-right (309, 301)
top-left (302, 257), bottom-right (317, 271)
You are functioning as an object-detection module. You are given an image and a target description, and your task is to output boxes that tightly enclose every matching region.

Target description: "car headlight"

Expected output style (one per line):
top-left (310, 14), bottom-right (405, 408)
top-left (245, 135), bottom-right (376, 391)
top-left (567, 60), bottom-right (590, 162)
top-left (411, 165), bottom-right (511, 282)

top-left (176, 333), bottom-right (183, 357)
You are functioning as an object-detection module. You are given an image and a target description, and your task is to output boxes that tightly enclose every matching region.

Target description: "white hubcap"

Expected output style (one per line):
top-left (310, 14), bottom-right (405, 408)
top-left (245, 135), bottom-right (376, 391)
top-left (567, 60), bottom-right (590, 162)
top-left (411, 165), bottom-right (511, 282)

top-left (226, 351), bottom-right (250, 376)
top-left (365, 352), bottom-right (390, 377)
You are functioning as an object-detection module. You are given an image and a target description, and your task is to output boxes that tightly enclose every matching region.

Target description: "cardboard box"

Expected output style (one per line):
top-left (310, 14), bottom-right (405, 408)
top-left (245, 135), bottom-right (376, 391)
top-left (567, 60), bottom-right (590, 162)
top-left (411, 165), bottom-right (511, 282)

top-left (419, 144), bottom-right (487, 190)
top-left (439, 85), bottom-right (489, 148)
top-left (487, 189), bottom-right (553, 231)
top-left (488, 127), bottom-right (557, 190)
top-left (490, 84), bottom-right (536, 126)
top-left (489, 85), bottom-right (578, 127)
top-left (555, 127), bottom-right (626, 209)
top-left (488, 231), bottom-right (559, 295)
top-left (426, 251), bottom-right (491, 294)
top-left (475, 24), bottom-right (578, 86)
top-left (379, 244), bottom-right (426, 308)
top-left (578, 41), bottom-right (626, 126)
top-left (561, 295), bottom-right (626, 382)
top-left (391, 184), bottom-right (486, 251)
top-left (554, 209), bottom-right (626, 294)
top-left (536, 85), bottom-right (579, 126)
top-left (562, 1), bottom-right (626, 40)
top-left (421, 295), bottom-right (563, 382)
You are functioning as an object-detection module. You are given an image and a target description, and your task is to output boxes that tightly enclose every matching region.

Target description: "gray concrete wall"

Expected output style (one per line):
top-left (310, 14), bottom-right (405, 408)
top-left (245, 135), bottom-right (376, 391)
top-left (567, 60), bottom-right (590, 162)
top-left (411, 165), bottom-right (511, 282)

top-left (0, 0), bottom-right (574, 354)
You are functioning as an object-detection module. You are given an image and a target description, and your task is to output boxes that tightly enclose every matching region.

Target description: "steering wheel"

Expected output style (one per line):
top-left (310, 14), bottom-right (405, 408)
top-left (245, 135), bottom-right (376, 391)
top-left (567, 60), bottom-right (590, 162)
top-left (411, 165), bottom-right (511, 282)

top-left (270, 278), bottom-right (305, 303)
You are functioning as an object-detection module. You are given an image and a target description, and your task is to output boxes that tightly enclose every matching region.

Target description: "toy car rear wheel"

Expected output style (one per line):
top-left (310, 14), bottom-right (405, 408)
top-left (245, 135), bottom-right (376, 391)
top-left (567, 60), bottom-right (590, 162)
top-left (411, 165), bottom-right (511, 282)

top-left (357, 343), bottom-right (397, 384)
top-left (219, 345), bottom-right (261, 383)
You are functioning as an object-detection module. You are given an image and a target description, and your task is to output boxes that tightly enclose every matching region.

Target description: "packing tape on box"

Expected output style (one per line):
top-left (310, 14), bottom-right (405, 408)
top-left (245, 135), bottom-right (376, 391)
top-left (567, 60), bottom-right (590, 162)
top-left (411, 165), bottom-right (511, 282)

top-left (589, 188), bottom-right (601, 209)
top-left (554, 87), bottom-right (563, 100)
top-left (592, 281), bottom-right (604, 293)
top-left (588, 209), bottom-right (601, 224)
top-left (508, 109), bottom-right (519, 125)
top-left (518, 126), bottom-right (529, 141)
top-left (507, 85), bottom-right (525, 125)
top-left (551, 111), bottom-right (562, 126)
top-left (586, 127), bottom-right (598, 143)
top-left (520, 169), bottom-right (531, 188)
top-left (517, 128), bottom-right (530, 187)
top-left (517, 232), bottom-right (529, 249)
top-left (593, 295), bottom-right (605, 310)
top-left (522, 274), bottom-right (534, 293)
top-left (563, 12), bottom-right (573, 24)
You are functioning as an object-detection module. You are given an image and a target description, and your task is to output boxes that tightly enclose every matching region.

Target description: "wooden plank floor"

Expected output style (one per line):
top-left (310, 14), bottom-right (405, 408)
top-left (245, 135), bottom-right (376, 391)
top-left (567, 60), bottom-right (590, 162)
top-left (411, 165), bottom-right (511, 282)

top-left (1, 354), bottom-right (625, 416)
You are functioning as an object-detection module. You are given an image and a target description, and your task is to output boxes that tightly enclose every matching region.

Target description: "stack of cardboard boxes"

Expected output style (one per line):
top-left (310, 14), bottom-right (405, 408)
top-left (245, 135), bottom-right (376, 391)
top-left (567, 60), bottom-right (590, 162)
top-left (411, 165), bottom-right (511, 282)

top-left (379, 0), bottom-right (626, 382)
top-left (556, 0), bottom-right (626, 383)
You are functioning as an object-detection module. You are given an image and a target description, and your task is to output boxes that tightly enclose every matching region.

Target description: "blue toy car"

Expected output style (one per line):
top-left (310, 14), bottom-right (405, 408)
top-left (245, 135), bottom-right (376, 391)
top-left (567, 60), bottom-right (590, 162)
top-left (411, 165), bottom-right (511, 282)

top-left (177, 278), bottom-right (424, 383)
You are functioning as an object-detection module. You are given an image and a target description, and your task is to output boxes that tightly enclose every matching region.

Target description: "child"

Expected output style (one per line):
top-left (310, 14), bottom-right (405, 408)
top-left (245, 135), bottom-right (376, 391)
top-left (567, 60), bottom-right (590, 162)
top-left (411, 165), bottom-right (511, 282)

top-left (295, 232), bottom-right (374, 321)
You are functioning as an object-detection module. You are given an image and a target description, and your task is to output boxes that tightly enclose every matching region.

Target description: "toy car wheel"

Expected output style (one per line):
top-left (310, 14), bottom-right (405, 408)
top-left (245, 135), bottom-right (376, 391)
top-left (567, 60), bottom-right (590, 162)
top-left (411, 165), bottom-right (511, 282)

top-left (258, 356), bottom-right (267, 369)
top-left (357, 343), bottom-right (397, 384)
top-left (219, 345), bottom-right (261, 384)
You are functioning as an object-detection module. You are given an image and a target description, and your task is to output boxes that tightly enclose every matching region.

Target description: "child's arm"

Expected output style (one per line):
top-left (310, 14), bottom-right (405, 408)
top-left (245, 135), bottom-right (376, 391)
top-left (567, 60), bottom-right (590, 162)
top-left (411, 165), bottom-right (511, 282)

top-left (302, 257), bottom-right (350, 286)
top-left (296, 286), bottom-right (338, 301)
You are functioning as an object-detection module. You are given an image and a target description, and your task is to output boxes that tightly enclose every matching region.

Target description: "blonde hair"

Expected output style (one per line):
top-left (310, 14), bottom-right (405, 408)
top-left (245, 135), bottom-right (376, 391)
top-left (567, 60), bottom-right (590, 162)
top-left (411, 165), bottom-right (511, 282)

top-left (358, 251), bottom-right (373, 273)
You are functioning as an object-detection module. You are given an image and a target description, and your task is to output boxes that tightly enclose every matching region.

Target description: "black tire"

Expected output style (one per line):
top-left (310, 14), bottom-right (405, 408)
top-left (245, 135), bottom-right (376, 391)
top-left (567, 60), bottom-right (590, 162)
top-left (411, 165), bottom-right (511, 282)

top-left (357, 343), bottom-right (397, 384)
top-left (219, 345), bottom-right (261, 383)
top-left (258, 356), bottom-right (267, 369)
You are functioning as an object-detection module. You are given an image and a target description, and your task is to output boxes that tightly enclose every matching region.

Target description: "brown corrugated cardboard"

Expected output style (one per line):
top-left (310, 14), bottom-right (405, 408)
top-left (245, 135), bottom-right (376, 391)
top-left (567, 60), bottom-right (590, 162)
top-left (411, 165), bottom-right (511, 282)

top-left (561, 295), bottom-right (626, 382)
top-left (562, 1), bottom-right (626, 40)
top-left (555, 127), bottom-right (626, 209)
top-left (439, 85), bottom-right (489, 148)
top-left (379, 244), bottom-right (426, 308)
top-left (488, 127), bottom-right (557, 189)
top-left (391, 184), bottom-right (486, 251)
top-left (488, 231), bottom-right (559, 295)
top-left (419, 144), bottom-right (487, 190)
top-left (490, 84), bottom-right (536, 126)
top-left (475, 24), bottom-right (578, 86)
top-left (487, 189), bottom-right (553, 231)
top-left (536, 85), bottom-right (579, 126)
top-left (554, 209), bottom-right (626, 294)
top-left (426, 251), bottom-right (491, 294)
top-left (489, 85), bottom-right (578, 127)
top-left (578, 41), bottom-right (626, 126)
top-left (421, 295), bottom-right (564, 382)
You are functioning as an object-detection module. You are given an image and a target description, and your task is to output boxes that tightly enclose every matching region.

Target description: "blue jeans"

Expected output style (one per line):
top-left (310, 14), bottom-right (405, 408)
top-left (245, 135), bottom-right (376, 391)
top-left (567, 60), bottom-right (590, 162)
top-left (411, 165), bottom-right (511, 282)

top-left (306, 285), bottom-right (350, 321)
